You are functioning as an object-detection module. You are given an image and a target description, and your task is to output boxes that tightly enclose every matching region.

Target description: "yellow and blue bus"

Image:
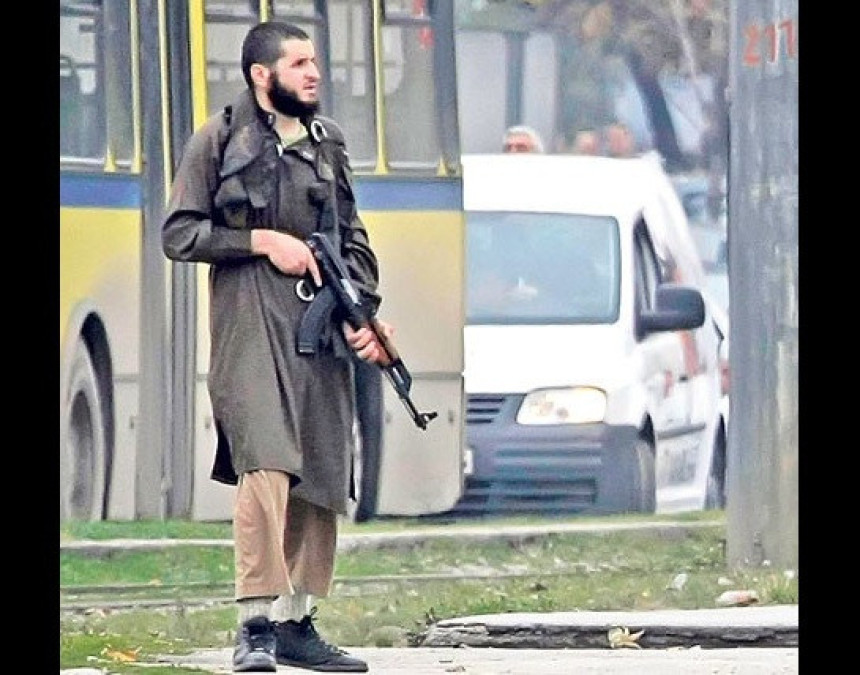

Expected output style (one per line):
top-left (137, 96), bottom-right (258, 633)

top-left (60, 0), bottom-right (465, 522)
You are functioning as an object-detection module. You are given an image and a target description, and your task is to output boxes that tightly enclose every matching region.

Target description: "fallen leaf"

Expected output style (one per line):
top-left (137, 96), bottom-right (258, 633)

top-left (101, 645), bottom-right (141, 663)
top-left (607, 626), bottom-right (644, 649)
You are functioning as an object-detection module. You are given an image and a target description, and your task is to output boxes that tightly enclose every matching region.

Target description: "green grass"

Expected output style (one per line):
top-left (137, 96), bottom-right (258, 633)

top-left (60, 519), bottom-right (235, 542)
top-left (59, 511), bottom-right (797, 673)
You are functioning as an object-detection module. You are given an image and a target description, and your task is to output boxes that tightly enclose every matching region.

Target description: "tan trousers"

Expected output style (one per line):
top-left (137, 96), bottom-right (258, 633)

top-left (233, 470), bottom-right (337, 600)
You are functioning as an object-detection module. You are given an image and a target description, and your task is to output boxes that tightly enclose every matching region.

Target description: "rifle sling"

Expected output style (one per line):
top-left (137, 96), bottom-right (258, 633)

top-left (296, 119), bottom-right (347, 355)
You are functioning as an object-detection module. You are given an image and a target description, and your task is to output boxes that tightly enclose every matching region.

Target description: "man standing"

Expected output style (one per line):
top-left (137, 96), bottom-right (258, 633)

top-left (162, 21), bottom-right (388, 673)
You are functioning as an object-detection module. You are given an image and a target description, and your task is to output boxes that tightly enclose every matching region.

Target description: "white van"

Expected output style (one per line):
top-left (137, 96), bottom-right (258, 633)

top-left (453, 153), bottom-right (727, 516)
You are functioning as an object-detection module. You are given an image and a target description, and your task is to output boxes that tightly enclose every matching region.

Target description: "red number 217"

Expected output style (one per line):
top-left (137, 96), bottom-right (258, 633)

top-left (743, 18), bottom-right (797, 66)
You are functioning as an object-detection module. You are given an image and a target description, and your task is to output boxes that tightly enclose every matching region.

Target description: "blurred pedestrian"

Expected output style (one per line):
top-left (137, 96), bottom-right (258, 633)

top-left (502, 124), bottom-right (545, 153)
top-left (572, 129), bottom-right (601, 155)
top-left (605, 121), bottom-right (636, 158)
top-left (162, 20), bottom-right (392, 673)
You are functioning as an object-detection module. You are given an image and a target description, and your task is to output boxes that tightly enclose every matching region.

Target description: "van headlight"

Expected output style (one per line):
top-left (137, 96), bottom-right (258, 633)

top-left (516, 387), bottom-right (607, 425)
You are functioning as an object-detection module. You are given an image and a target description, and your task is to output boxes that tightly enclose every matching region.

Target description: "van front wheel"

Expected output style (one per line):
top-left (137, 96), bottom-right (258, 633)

top-left (631, 438), bottom-right (656, 513)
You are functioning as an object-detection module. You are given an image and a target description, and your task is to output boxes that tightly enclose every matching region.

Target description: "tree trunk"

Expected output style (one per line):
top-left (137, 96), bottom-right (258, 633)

top-left (623, 47), bottom-right (690, 171)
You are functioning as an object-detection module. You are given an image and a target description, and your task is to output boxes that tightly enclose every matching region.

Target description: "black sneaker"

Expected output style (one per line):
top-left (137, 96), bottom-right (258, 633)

top-left (273, 608), bottom-right (368, 672)
top-left (233, 615), bottom-right (277, 673)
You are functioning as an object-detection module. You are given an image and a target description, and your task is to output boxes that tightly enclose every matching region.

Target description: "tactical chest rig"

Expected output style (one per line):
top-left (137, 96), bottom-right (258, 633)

top-left (216, 105), bottom-right (436, 430)
top-left (217, 104), bottom-right (358, 356)
top-left (293, 117), bottom-right (356, 356)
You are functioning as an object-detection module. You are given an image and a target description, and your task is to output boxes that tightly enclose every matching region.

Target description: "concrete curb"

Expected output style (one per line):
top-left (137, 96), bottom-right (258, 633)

top-left (421, 605), bottom-right (799, 649)
top-left (59, 519), bottom-right (720, 555)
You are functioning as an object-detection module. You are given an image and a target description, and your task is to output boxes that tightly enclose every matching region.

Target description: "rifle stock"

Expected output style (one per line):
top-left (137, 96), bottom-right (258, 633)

top-left (305, 232), bottom-right (438, 430)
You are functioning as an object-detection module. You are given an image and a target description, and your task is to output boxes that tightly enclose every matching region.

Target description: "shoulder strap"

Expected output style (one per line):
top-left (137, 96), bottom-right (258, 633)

top-left (217, 104), bottom-right (234, 165)
top-left (305, 116), bottom-right (351, 250)
top-left (305, 116), bottom-right (347, 177)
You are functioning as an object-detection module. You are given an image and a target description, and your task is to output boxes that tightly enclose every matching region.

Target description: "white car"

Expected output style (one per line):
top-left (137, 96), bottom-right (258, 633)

top-left (671, 171), bottom-right (729, 316)
top-left (452, 153), bottom-right (728, 516)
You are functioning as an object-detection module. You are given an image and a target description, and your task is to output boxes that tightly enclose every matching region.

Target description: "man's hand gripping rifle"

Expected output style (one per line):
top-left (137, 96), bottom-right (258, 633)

top-left (297, 231), bottom-right (438, 430)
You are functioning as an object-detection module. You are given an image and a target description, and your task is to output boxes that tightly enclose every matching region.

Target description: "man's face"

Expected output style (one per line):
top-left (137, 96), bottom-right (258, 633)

top-left (606, 126), bottom-right (633, 156)
top-left (503, 133), bottom-right (536, 153)
top-left (266, 38), bottom-right (320, 119)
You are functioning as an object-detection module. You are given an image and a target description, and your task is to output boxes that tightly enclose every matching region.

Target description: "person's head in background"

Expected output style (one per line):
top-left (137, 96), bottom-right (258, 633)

top-left (605, 122), bottom-right (636, 158)
top-left (503, 125), bottom-right (545, 153)
top-left (572, 129), bottom-right (600, 155)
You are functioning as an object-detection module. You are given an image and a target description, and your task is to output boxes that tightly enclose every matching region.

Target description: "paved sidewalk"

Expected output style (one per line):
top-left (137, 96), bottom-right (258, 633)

top-left (151, 645), bottom-right (799, 674)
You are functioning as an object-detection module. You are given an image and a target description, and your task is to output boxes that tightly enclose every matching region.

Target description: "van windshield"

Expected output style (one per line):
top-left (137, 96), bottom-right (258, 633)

top-left (466, 211), bottom-right (620, 325)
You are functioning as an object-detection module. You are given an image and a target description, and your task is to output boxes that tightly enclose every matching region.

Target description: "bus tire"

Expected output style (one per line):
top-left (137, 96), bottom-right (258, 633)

top-left (631, 438), bottom-right (657, 513)
top-left (704, 427), bottom-right (727, 510)
top-left (61, 336), bottom-right (108, 521)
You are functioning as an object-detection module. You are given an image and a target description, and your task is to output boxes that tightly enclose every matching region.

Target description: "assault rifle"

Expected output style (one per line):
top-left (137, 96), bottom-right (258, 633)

top-left (297, 231), bottom-right (438, 430)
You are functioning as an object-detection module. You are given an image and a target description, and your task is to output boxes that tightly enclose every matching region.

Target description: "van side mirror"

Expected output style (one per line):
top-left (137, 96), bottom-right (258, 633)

top-left (639, 283), bottom-right (705, 334)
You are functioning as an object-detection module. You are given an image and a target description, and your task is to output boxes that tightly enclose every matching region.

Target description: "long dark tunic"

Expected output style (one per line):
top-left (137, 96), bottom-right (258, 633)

top-left (162, 91), bottom-right (380, 515)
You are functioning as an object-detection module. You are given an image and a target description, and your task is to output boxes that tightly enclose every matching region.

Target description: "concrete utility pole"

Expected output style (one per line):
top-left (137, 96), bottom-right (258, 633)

top-left (725, 0), bottom-right (798, 570)
top-left (136, 0), bottom-right (170, 519)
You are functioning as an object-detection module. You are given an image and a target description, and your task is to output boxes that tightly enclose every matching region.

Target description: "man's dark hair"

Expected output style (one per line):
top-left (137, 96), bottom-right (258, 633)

top-left (241, 21), bottom-right (311, 89)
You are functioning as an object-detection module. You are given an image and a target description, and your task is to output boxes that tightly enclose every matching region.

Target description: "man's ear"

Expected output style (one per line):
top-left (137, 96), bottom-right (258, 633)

top-left (249, 63), bottom-right (270, 88)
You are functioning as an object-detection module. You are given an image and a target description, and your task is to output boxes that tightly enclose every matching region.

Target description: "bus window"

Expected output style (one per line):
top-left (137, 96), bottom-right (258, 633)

top-left (272, 0), bottom-right (320, 25)
top-left (381, 0), bottom-right (441, 171)
top-left (60, 0), bottom-right (106, 161)
top-left (102, 1), bottom-right (135, 167)
top-left (204, 1), bottom-right (258, 117)
top-left (59, 54), bottom-right (82, 156)
top-left (327, 0), bottom-right (376, 169)
top-left (59, 0), bottom-right (133, 168)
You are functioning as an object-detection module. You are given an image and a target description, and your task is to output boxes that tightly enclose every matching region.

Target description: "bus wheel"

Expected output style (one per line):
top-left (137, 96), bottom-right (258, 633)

top-left (704, 430), bottom-right (727, 510)
top-left (631, 438), bottom-right (657, 513)
top-left (61, 336), bottom-right (107, 521)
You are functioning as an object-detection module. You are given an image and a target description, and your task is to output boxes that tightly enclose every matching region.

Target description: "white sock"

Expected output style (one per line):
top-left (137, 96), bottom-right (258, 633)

top-left (271, 591), bottom-right (313, 622)
top-left (237, 596), bottom-right (274, 625)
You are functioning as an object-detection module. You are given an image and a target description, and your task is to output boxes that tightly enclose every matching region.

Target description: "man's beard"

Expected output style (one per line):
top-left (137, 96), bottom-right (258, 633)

top-left (269, 76), bottom-right (319, 120)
